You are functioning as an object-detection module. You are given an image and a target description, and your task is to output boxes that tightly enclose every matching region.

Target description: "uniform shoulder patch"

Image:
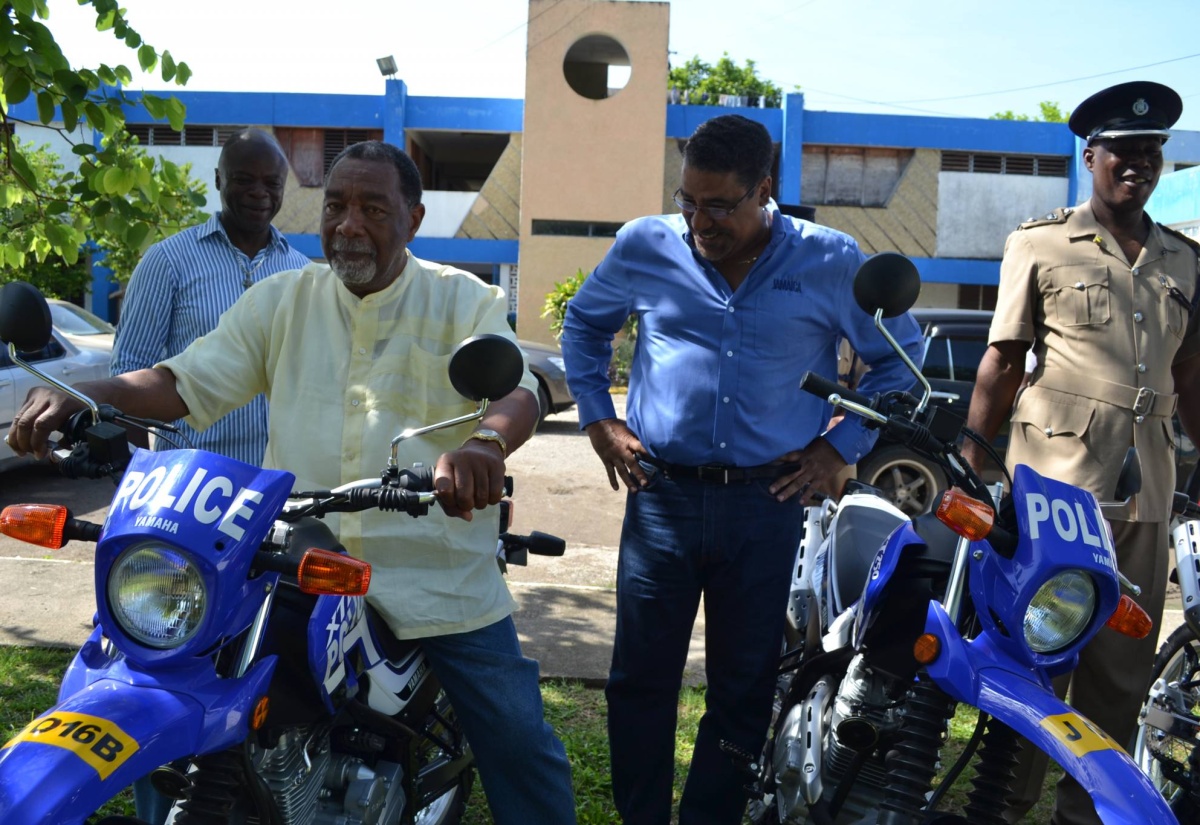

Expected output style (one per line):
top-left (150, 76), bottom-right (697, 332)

top-left (1017, 207), bottom-right (1072, 230)
top-left (1159, 223), bottom-right (1200, 258)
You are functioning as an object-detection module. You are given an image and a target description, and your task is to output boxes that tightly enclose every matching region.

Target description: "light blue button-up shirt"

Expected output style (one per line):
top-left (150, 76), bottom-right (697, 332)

top-left (561, 207), bottom-right (923, 467)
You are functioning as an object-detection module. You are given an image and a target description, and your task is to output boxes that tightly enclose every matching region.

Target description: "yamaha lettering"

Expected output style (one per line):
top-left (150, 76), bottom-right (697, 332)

top-left (323, 596), bottom-right (368, 692)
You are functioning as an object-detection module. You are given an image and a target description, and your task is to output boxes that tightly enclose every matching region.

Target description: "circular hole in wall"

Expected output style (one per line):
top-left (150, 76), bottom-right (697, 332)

top-left (563, 34), bottom-right (631, 100)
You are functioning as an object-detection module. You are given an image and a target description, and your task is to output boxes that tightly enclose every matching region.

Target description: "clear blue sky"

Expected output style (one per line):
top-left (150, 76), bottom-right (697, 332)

top-left (48, 0), bottom-right (1200, 131)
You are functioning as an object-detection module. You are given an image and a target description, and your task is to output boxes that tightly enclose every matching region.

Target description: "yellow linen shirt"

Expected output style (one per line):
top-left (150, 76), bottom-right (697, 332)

top-left (159, 257), bottom-right (539, 639)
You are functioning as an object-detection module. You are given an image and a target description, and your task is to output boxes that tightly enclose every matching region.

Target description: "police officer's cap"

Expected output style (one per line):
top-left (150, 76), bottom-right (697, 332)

top-left (1069, 81), bottom-right (1183, 144)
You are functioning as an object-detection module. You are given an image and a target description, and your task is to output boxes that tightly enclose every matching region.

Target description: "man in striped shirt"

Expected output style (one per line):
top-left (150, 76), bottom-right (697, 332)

top-left (111, 128), bottom-right (309, 466)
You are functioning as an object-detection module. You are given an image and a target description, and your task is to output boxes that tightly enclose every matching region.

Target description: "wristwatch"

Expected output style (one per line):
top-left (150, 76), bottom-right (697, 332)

top-left (464, 428), bottom-right (508, 458)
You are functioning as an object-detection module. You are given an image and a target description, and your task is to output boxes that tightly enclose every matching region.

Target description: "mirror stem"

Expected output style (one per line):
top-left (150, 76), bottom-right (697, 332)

top-left (7, 342), bottom-right (102, 426)
top-left (874, 309), bottom-right (932, 413)
top-left (388, 399), bottom-right (490, 469)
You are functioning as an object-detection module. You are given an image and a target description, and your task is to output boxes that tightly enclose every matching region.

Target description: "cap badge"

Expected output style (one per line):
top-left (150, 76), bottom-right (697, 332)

top-left (1132, 98), bottom-right (1149, 116)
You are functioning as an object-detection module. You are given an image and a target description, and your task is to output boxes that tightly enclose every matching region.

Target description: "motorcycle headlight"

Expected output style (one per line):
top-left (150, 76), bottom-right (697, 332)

top-left (1023, 570), bottom-right (1096, 654)
top-left (107, 543), bottom-right (208, 649)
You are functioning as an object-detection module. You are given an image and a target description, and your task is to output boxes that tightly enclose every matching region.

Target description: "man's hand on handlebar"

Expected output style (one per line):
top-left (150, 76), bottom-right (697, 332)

top-left (434, 440), bottom-right (508, 521)
top-left (6, 387), bottom-right (86, 459)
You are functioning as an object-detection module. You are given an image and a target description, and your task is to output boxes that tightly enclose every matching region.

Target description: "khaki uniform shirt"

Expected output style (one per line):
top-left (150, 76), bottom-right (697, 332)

top-left (990, 202), bottom-right (1200, 522)
top-left (160, 258), bottom-right (539, 638)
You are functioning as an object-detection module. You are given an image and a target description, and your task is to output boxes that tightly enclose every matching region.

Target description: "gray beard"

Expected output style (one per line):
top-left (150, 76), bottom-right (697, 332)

top-left (330, 255), bottom-right (377, 285)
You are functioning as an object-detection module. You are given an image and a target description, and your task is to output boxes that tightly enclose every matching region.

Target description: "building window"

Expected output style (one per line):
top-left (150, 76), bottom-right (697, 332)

top-left (941, 151), bottom-right (1068, 177)
top-left (801, 147), bottom-right (913, 207)
top-left (531, 219), bottom-right (624, 237)
top-left (276, 127), bottom-right (383, 187)
top-left (958, 284), bottom-right (998, 311)
top-left (126, 124), bottom-right (246, 147)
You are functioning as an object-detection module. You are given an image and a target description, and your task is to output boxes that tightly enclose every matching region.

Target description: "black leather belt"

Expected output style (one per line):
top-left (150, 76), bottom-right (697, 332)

top-left (652, 461), bottom-right (803, 484)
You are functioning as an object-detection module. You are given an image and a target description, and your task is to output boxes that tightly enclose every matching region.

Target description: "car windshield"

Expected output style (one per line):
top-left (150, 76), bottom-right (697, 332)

top-left (49, 302), bottom-right (116, 336)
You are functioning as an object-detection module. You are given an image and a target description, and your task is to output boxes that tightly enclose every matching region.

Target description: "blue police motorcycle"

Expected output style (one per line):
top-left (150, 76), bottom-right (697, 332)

top-left (0, 281), bottom-right (562, 825)
top-left (741, 254), bottom-right (1176, 824)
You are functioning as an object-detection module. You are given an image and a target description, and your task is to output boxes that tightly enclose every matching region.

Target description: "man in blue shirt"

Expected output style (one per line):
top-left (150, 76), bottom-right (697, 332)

top-left (561, 114), bottom-right (922, 824)
top-left (112, 128), bottom-right (310, 466)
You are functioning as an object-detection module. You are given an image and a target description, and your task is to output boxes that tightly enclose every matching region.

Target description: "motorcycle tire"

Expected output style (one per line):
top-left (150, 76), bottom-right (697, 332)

top-left (1134, 624), bottom-right (1200, 814)
top-left (411, 695), bottom-right (474, 825)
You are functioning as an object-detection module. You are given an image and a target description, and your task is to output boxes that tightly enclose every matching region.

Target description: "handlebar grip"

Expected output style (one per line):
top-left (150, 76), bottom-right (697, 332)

top-left (525, 531), bottom-right (566, 556)
top-left (799, 371), bottom-right (873, 410)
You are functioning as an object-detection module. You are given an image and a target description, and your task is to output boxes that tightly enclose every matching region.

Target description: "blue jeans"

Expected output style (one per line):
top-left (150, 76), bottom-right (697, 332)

top-left (136, 617), bottom-right (574, 825)
top-left (421, 616), bottom-right (577, 824)
top-left (606, 474), bottom-right (805, 825)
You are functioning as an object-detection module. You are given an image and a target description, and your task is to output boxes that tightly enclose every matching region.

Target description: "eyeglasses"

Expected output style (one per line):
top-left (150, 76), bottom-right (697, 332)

top-left (673, 180), bottom-right (761, 220)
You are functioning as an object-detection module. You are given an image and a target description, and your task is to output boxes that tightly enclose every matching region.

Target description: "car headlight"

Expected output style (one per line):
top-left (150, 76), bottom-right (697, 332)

top-left (1023, 570), bottom-right (1096, 654)
top-left (107, 543), bottom-right (208, 649)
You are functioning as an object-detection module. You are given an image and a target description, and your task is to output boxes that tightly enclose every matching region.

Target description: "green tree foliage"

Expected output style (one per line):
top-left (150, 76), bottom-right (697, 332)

top-left (0, 0), bottom-right (208, 292)
top-left (668, 53), bottom-right (783, 108)
top-left (542, 268), bottom-right (638, 386)
top-left (991, 101), bottom-right (1069, 123)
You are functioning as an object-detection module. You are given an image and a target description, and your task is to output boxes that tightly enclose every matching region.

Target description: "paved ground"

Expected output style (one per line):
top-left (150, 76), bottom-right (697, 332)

top-left (0, 395), bottom-right (1188, 689)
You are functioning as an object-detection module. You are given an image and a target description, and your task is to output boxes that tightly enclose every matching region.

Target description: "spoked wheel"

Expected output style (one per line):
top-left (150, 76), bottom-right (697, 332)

top-left (1135, 625), bottom-right (1200, 814)
top-left (412, 692), bottom-right (474, 825)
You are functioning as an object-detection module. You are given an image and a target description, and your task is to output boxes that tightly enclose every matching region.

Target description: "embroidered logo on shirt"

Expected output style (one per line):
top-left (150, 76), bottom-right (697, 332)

top-left (772, 277), bottom-right (803, 293)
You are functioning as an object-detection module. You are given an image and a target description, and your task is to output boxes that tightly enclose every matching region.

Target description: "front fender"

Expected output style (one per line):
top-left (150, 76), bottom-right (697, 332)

top-left (924, 603), bottom-right (1177, 825)
top-left (0, 657), bottom-right (276, 825)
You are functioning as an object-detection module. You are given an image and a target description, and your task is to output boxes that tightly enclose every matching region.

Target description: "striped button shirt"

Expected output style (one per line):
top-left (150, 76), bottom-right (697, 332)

top-left (111, 214), bottom-right (310, 465)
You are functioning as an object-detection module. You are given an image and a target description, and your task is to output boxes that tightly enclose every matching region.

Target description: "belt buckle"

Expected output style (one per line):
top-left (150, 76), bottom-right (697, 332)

top-left (1133, 387), bottom-right (1155, 416)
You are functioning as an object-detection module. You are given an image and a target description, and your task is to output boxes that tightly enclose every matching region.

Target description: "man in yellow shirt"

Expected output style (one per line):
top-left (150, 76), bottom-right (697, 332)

top-left (6, 141), bottom-right (576, 824)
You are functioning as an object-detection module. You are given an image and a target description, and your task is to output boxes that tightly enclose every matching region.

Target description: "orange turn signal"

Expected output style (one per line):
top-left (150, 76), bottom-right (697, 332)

top-left (1106, 594), bottom-right (1153, 639)
top-left (297, 548), bottom-right (372, 596)
top-left (0, 505), bottom-right (68, 549)
top-left (913, 633), bottom-right (941, 665)
top-left (935, 490), bottom-right (995, 542)
top-left (250, 696), bottom-right (270, 730)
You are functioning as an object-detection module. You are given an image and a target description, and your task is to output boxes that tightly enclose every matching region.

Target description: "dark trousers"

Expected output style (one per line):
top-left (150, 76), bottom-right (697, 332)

top-left (606, 474), bottom-right (806, 825)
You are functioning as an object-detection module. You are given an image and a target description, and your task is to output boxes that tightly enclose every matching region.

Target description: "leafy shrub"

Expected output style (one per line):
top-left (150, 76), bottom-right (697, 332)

top-left (541, 269), bottom-right (637, 387)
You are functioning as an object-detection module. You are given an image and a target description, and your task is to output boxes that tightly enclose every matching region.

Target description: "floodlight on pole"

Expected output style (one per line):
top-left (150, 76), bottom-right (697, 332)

top-left (376, 55), bottom-right (398, 78)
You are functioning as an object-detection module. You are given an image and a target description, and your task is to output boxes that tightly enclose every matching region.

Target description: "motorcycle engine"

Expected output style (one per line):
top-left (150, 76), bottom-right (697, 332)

top-left (771, 654), bottom-right (900, 824)
top-left (250, 725), bottom-right (406, 825)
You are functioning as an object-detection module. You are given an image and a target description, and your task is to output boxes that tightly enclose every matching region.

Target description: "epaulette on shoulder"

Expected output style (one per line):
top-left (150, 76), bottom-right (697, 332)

top-left (1159, 223), bottom-right (1200, 257)
top-left (1016, 207), bottom-right (1072, 231)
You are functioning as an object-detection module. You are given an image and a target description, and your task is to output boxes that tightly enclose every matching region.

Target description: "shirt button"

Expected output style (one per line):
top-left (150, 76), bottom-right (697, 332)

top-left (728, 306), bottom-right (735, 313)
top-left (726, 351), bottom-right (734, 357)
top-left (1044, 427), bottom-right (1054, 436)
top-left (358, 347), bottom-right (367, 355)
top-left (1135, 415), bottom-right (1146, 425)
top-left (1134, 312), bottom-right (1144, 322)
top-left (1074, 282), bottom-right (1085, 290)
top-left (719, 442), bottom-right (727, 448)
top-left (1132, 267), bottom-right (1141, 276)
top-left (723, 396), bottom-right (730, 403)
top-left (351, 399), bottom-right (360, 407)
top-left (1137, 363), bottom-right (1147, 373)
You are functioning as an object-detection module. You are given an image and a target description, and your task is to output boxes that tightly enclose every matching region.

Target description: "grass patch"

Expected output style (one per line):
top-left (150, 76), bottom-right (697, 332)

top-left (4, 649), bottom-right (1059, 824)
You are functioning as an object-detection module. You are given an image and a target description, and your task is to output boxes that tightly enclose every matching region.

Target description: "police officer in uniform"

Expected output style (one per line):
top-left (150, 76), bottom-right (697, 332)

top-left (963, 80), bottom-right (1200, 825)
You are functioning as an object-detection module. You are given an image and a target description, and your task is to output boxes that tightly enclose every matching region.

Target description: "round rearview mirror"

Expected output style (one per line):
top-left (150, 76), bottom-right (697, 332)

top-left (449, 334), bottom-right (525, 402)
top-left (853, 252), bottom-right (921, 319)
top-left (0, 281), bottom-right (53, 353)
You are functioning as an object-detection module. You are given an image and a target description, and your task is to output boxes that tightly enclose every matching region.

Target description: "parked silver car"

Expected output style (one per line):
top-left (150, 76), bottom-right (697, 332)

top-left (1, 327), bottom-right (112, 472)
top-left (48, 299), bottom-right (116, 353)
top-left (520, 339), bottom-right (574, 421)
